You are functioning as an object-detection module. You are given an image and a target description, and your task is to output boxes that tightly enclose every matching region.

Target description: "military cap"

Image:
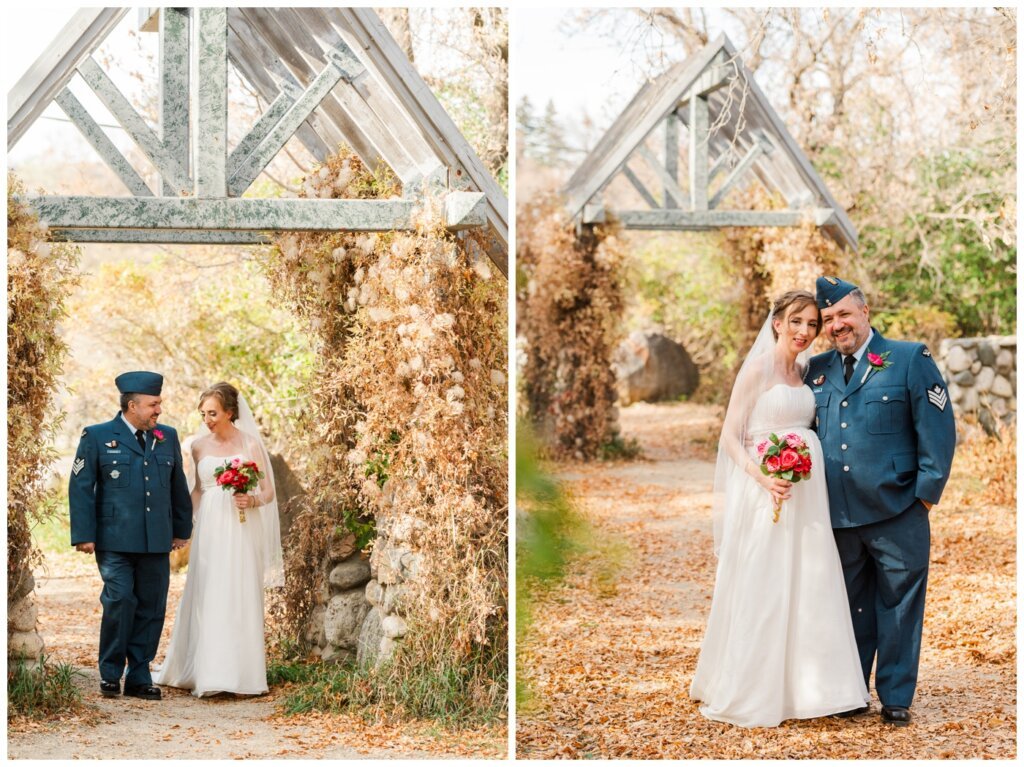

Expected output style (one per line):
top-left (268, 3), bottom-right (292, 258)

top-left (816, 276), bottom-right (859, 309)
top-left (114, 371), bottom-right (163, 395)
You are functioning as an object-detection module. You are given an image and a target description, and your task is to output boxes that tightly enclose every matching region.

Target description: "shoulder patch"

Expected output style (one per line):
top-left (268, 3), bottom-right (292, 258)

top-left (813, 374), bottom-right (826, 386)
top-left (81, 430), bottom-right (88, 438)
top-left (927, 383), bottom-right (948, 411)
top-left (922, 347), bottom-right (931, 357)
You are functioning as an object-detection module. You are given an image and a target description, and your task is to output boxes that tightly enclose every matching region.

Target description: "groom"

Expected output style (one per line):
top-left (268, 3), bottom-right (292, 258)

top-left (807, 277), bottom-right (956, 726)
top-left (69, 371), bottom-right (192, 700)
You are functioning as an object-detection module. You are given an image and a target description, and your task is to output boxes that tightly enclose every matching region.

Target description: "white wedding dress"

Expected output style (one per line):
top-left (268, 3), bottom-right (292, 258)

top-left (154, 453), bottom-right (269, 697)
top-left (690, 384), bottom-right (869, 727)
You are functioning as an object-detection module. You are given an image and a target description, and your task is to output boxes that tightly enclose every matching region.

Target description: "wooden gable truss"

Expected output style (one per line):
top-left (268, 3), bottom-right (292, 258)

top-left (7, 7), bottom-right (508, 274)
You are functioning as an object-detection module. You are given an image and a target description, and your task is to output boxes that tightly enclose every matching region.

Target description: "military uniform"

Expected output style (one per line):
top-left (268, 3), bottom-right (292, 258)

top-left (69, 372), bottom-right (192, 691)
top-left (807, 278), bottom-right (956, 711)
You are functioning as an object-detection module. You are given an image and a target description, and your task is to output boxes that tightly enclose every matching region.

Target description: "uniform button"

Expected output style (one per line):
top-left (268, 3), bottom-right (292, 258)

top-left (145, 476), bottom-right (150, 482)
top-left (144, 461), bottom-right (148, 466)
top-left (841, 444), bottom-right (848, 450)
top-left (843, 465), bottom-right (850, 471)
top-left (842, 401), bottom-right (848, 407)
top-left (841, 422), bottom-right (847, 428)
top-left (857, 607), bottom-right (863, 613)
top-left (146, 491), bottom-right (150, 497)
top-left (146, 506), bottom-right (151, 511)
top-left (882, 395), bottom-right (889, 402)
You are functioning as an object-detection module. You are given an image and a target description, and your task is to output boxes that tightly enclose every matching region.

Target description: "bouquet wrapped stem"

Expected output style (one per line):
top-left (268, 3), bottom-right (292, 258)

top-left (757, 432), bottom-right (812, 524)
top-left (214, 458), bottom-right (264, 523)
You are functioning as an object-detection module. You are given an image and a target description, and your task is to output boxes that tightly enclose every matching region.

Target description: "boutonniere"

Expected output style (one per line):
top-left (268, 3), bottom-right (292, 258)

top-left (152, 429), bottom-right (166, 444)
top-left (861, 351), bottom-right (893, 383)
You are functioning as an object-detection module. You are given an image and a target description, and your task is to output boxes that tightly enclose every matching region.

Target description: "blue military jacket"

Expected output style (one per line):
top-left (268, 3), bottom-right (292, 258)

top-left (69, 414), bottom-right (193, 553)
top-left (805, 329), bottom-right (956, 528)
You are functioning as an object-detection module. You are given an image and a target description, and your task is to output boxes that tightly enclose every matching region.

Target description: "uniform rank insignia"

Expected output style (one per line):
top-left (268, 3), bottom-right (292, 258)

top-left (922, 348), bottom-right (931, 357)
top-left (110, 469), bottom-right (121, 479)
top-left (105, 440), bottom-right (118, 449)
top-left (813, 374), bottom-right (826, 386)
top-left (72, 458), bottom-right (85, 475)
top-left (824, 276), bottom-right (838, 285)
top-left (927, 383), bottom-right (948, 411)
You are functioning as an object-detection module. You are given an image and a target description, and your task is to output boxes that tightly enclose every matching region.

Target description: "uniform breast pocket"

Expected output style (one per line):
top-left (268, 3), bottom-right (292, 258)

top-left (158, 457), bottom-right (174, 487)
top-left (814, 392), bottom-right (831, 437)
top-left (99, 457), bottom-right (129, 488)
top-left (866, 387), bottom-right (907, 434)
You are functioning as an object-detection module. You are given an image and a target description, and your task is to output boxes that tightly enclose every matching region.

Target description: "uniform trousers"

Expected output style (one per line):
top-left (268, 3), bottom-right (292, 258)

top-left (95, 550), bottom-right (170, 687)
top-left (832, 501), bottom-right (930, 708)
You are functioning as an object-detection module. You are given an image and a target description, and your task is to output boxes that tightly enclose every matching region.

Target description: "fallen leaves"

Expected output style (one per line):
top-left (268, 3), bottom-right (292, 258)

top-left (517, 402), bottom-right (1016, 760)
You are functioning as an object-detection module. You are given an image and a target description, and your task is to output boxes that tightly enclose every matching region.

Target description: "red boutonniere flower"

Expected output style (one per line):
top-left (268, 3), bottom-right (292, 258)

top-left (152, 429), bottom-right (166, 444)
top-left (861, 351), bottom-right (893, 383)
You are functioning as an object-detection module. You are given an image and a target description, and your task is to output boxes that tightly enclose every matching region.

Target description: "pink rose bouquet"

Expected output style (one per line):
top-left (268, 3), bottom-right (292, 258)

top-left (756, 432), bottom-right (813, 523)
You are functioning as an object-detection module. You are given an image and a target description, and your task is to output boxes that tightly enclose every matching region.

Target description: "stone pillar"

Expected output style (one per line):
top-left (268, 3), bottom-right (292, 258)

top-left (304, 531), bottom-right (372, 662)
top-left (8, 569), bottom-right (44, 664)
top-left (938, 336), bottom-right (1016, 433)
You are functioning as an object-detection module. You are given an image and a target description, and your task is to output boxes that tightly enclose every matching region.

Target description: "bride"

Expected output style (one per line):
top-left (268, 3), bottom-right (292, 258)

top-left (155, 382), bottom-right (283, 697)
top-left (689, 290), bottom-right (869, 727)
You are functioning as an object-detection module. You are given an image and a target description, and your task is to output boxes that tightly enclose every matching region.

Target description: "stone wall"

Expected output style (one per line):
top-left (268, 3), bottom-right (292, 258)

top-left (937, 336), bottom-right (1016, 431)
top-left (304, 484), bottom-right (416, 666)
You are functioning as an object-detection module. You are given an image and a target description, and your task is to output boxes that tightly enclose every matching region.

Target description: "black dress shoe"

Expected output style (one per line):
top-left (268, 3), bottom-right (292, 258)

top-left (833, 705), bottom-right (870, 718)
top-left (881, 705), bottom-right (911, 726)
top-left (124, 684), bottom-right (161, 700)
top-left (100, 680), bottom-right (120, 697)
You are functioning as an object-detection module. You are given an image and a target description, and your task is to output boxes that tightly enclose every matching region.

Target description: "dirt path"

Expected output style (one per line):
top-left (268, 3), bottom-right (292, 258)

top-left (516, 402), bottom-right (1015, 759)
top-left (9, 546), bottom-right (505, 759)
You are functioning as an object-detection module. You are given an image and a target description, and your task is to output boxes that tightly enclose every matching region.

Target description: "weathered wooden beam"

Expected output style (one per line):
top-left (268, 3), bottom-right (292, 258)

top-left (581, 203), bottom-right (606, 224)
top-left (50, 229), bottom-right (271, 245)
top-left (664, 115), bottom-right (679, 209)
top-left (227, 53), bottom-right (344, 196)
top-left (159, 7), bottom-right (190, 196)
top-left (621, 163), bottom-right (660, 209)
top-left (25, 193), bottom-right (491, 234)
top-left (8, 8), bottom-right (128, 149)
top-left (444, 191), bottom-right (487, 230)
top-left (336, 8), bottom-right (508, 266)
top-left (226, 35), bottom-right (330, 163)
top-left (26, 196), bottom-right (418, 232)
top-left (78, 58), bottom-right (191, 194)
top-left (708, 149), bottom-right (732, 184)
top-left (709, 141), bottom-right (766, 210)
top-left (688, 95), bottom-right (709, 211)
top-left (678, 49), bottom-right (733, 103)
top-left (53, 88), bottom-right (153, 197)
top-left (194, 9), bottom-right (228, 198)
top-left (617, 208), bottom-right (837, 230)
top-left (226, 92), bottom-right (295, 180)
top-left (636, 145), bottom-right (686, 209)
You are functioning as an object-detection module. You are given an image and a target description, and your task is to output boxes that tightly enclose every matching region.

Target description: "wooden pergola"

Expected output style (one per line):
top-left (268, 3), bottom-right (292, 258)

top-left (563, 33), bottom-right (856, 251)
top-left (8, 7), bottom-right (508, 274)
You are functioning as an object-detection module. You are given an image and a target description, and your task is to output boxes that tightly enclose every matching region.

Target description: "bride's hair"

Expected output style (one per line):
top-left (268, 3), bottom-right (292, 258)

top-left (198, 381), bottom-right (240, 422)
top-left (770, 290), bottom-right (820, 341)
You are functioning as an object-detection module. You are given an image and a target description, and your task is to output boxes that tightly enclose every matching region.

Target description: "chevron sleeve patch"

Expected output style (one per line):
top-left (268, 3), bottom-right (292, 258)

top-left (927, 383), bottom-right (948, 411)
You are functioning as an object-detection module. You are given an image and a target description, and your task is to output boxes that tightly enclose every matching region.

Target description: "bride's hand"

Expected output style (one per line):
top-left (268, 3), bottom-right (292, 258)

top-left (758, 475), bottom-right (793, 505)
top-left (233, 494), bottom-right (254, 510)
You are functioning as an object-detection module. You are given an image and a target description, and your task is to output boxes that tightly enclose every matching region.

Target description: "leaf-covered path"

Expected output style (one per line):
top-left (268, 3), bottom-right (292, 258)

top-left (516, 402), bottom-right (1015, 759)
top-left (8, 544), bottom-right (506, 760)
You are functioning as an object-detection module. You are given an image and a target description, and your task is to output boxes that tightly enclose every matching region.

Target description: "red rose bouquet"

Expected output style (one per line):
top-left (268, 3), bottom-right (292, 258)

top-left (756, 432), bottom-right (812, 523)
top-left (214, 457), bottom-right (264, 522)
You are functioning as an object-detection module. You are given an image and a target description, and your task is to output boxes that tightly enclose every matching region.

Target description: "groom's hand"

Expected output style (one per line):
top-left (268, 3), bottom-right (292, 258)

top-left (75, 542), bottom-right (96, 554)
top-left (171, 538), bottom-right (189, 551)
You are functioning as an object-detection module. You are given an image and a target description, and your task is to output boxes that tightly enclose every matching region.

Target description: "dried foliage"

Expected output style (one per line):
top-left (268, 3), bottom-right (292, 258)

top-left (517, 402), bottom-right (1015, 759)
top-left (263, 149), bottom-right (508, 719)
top-left (7, 175), bottom-right (81, 604)
top-left (517, 196), bottom-right (627, 459)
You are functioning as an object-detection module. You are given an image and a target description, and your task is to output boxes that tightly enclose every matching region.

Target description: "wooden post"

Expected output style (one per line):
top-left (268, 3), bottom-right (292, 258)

top-left (664, 115), bottom-right (679, 209)
top-left (688, 95), bottom-right (709, 211)
top-left (194, 8), bottom-right (228, 198)
top-left (159, 8), bottom-right (190, 196)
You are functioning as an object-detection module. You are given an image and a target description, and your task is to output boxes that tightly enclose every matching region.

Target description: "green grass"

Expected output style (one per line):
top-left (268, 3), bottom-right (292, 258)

top-left (267, 649), bottom-right (505, 724)
top-left (7, 654), bottom-right (85, 720)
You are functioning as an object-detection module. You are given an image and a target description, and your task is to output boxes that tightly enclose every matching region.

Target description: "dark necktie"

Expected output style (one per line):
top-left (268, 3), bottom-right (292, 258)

top-left (135, 429), bottom-right (147, 452)
top-left (843, 355), bottom-right (856, 384)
